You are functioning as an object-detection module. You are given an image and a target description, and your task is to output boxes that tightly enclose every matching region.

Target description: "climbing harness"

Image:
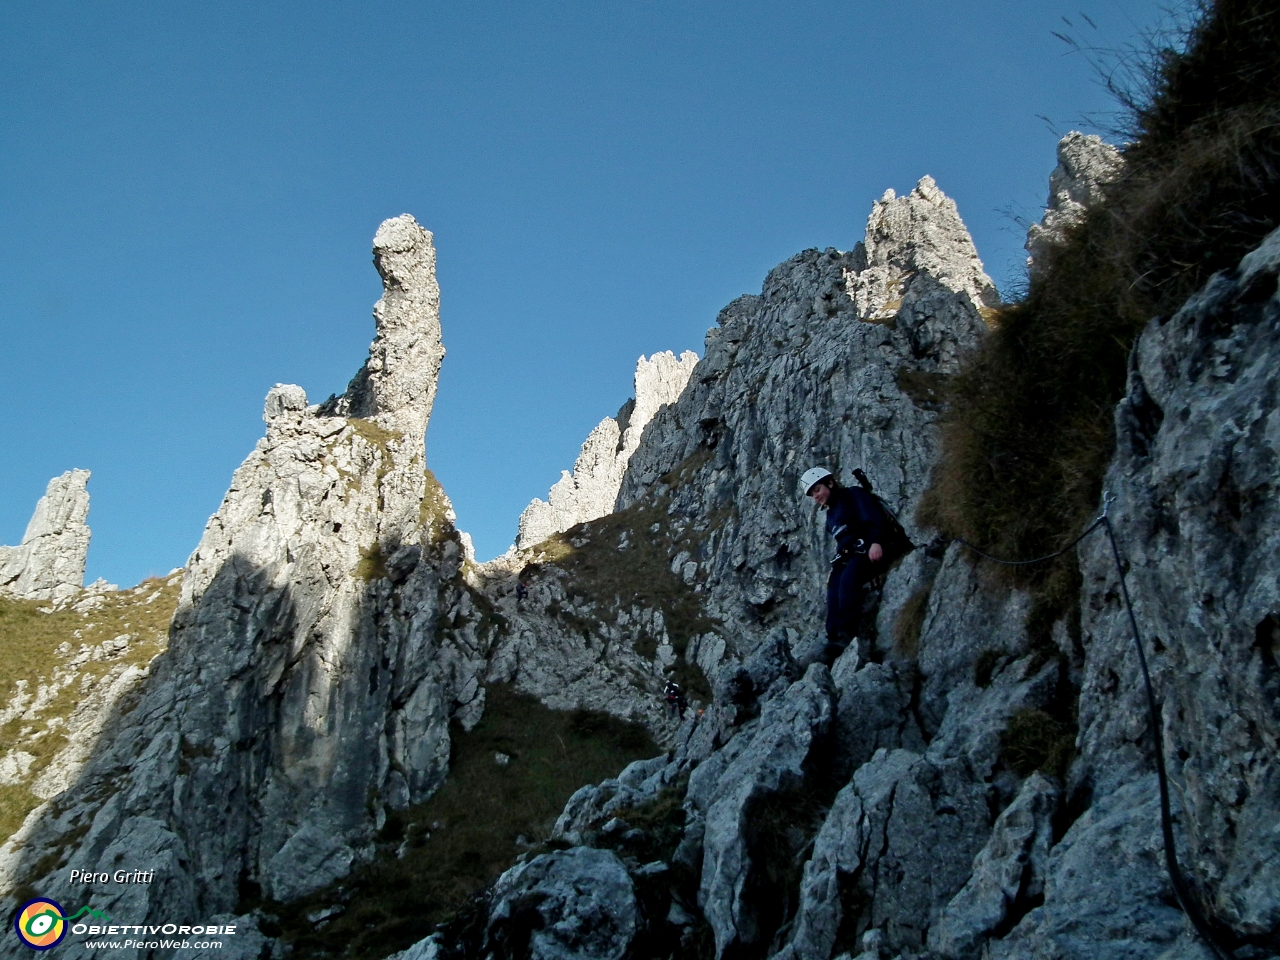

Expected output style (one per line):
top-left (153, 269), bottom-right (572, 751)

top-left (952, 494), bottom-right (1242, 960)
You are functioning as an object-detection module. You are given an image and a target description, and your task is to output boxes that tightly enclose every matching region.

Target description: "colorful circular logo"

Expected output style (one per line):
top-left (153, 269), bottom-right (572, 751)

top-left (14, 898), bottom-right (67, 951)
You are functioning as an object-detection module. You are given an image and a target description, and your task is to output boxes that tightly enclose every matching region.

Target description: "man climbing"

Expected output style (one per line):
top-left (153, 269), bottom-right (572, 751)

top-left (801, 466), bottom-right (892, 665)
top-left (663, 679), bottom-right (687, 717)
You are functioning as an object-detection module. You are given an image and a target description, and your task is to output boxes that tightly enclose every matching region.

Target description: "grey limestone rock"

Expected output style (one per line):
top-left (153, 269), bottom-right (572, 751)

top-left (0, 469), bottom-right (91, 603)
top-left (1069, 225), bottom-right (1280, 948)
top-left (611, 175), bottom-right (996, 676)
top-left (989, 777), bottom-right (1188, 960)
top-left (781, 746), bottom-right (990, 960)
top-left (327, 213), bottom-right (446, 437)
top-left (483, 847), bottom-right (639, 960)
top-left (516, 350), bottom-right (698, 550)
top-left (929, 772), bottom-right (1060, 959)
top-left (1026, 132), bottom-right (1123, 275)
top-left (0, 216), bottom-right (492, 940)
top-left (696, 664), bottom-right (836, 957)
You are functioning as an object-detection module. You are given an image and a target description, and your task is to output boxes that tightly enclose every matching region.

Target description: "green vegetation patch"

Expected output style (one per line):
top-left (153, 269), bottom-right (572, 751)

top-left (345, 416), bottom-right (402, 453)
top-left (919, 0), bottom-right (1280, 624)
top-left (267, 684), bottom-right (658, 960)
top-left (0, 575), bottom-right (182, 842)
top-left (419, 467), bottom-right (457, 547)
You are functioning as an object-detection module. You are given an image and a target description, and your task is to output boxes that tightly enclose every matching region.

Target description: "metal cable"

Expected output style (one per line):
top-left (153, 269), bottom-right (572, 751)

top-left (950, 501), bottom-right (1238, 960)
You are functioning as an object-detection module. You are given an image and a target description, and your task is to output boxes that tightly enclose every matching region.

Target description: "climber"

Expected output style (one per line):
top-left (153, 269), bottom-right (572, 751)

top-left (663, 679), bottom-right (687, 717)
top-left (802, 466), bottom-right (889, 665)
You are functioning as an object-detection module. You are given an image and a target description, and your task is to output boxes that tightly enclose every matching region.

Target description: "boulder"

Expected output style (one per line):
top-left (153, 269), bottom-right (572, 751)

top-left (484, 847), bottom-right (639, 960)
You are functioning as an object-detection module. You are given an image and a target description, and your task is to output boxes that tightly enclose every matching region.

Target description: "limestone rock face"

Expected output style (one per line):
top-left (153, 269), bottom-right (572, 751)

top-left (428, 195), bottom-right (1279, 960)
top-left (324, 214), bottom-right (446, 437)
top-left (1025, 132), bottom-right (1123, 275)
top-left (0, 470), bottom-right (91, 602)
top-left (694, 665), bottom-right (835, 957)
top-left (478, 176), bottom-right (994, 747)
top-left (613, 175), bottom-right (996, 668)
top-left (929, 772), bottom-right (1060, 959)
top-left (516, 350), bottom-right (698, 550)
top-left (850, 175), bottom-right (1001, 326)
top-left (1060, 225), bottom-right (1280, 951)
top-left (0, 216), bottom-right (492, 945)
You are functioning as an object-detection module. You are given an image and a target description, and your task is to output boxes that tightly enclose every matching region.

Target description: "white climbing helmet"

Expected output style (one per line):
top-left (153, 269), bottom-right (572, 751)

top-left (800, 466), bottom-right (834, 497)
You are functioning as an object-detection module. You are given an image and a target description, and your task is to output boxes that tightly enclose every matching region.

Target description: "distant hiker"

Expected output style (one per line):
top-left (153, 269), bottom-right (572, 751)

top-left (664, 679), bottom-right (687, 717)
top-left (802, 466), bottom-right (910, 665)
top-left (515, 579), bottom-right (528, 604)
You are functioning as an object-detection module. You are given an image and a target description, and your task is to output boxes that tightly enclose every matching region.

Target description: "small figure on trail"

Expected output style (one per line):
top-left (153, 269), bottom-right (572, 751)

top-left (802, 466), bottom-right (905, 665)
top-left (515, 578), bottom-right (528, 604)
top-left (664, 679), bottom-right (688, 717)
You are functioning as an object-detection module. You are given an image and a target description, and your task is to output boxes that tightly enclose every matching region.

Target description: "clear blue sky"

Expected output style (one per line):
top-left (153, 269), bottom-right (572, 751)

top-left (1, 0), bottom-right (1172, 585)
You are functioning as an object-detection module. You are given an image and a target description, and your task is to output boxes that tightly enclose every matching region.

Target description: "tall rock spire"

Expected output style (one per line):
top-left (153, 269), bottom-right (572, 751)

top-left (335, 215), bottom-right (445, 439)
top-left (0, 218), bottom-right (491, 924)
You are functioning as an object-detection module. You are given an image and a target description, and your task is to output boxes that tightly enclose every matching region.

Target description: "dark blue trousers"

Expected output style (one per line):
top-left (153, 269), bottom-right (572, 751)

top-left (826, 554), bottom-right (875, 641)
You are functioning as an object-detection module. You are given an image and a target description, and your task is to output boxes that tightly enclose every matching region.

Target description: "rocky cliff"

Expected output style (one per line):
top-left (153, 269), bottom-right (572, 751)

top-left (0, 470), bottom-right (91, 604)
top-left (392, 149), bottom-right (1280, 960)
top-left (0, 216), bottom-right (495, 958)
top-left (1024, 132), bottom-right (1123, 275)
top-left (2, 127), bottom-right (1277, 960)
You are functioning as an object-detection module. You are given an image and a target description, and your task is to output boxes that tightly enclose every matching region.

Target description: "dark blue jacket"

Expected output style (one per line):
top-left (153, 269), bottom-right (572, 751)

top-left (825, 485), bottom-right (889, 558)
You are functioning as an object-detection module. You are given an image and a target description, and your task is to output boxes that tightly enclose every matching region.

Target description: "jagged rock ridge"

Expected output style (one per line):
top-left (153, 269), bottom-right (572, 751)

top-left (516, 350), bottom-right (698, 551)
top-left (5, 132), bottom-right (1277, 960)
top-left (1025, 131), bottom-right (1123, 275)
top-left (400, 141), bottom-right (1280, 960)
top-left (0, 470), bottom-right (91, 603)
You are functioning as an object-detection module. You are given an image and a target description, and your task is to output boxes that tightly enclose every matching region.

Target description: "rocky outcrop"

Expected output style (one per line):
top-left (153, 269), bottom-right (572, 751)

top-left (7, 129), bottom-right (1275, 960)
top-left (410, 149), bottom-right (1279, 960)
top-left (516, 351), bottom-right (698, 550)
top-left (484, 847), bottom-right (640, 960)
top-left (1039, 224), bottom-right (1280, 957)
top-left (0, 470), bottom-right (91, 603)
top-left (611, 174), bottom-right (996, 668)
top-left (1025, 131), bottom-right (1123, 275)
top-left (477, 175), bottom-right (997, 746)
top-left (0, 216), bottom-right (494, 955)
top-left (692, 665), bottom-right (836, 956)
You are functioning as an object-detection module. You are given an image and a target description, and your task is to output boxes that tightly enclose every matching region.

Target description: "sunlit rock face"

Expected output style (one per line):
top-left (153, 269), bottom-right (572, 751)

top-left (478, 175), bottom-right (997, 754)
top-left (0, 470), bottom-right (91, 603)
top-left (516, 350), bottom-right (699, 551)
top-left (0, 216), bottom-right (494, 942)
top-left (6, 129), bottom-right (1276, 960)
top-left (1025, 131), bottom-right (1123, 276)
top-left (611, 173), bottom-right (998, 670)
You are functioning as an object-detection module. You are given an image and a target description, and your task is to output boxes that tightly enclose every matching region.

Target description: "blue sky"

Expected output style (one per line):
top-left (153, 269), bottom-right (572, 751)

top-left (1, 0), bottom-right (1171, 584)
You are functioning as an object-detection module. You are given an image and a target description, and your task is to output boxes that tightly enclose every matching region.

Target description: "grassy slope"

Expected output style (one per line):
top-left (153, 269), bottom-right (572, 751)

top-left (525, 451), bottom-right (721, 702)
top-left (0, 574), bottom-right (183, 840)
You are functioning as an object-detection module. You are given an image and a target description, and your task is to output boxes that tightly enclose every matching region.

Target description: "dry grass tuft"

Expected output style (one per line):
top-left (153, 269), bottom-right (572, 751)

top-left (921, 0), bottom-right (1280, 622)
top-left (893, 585), bottom-right (933, 658)
top-left (1000, 708), bottom-right (1076, 780)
